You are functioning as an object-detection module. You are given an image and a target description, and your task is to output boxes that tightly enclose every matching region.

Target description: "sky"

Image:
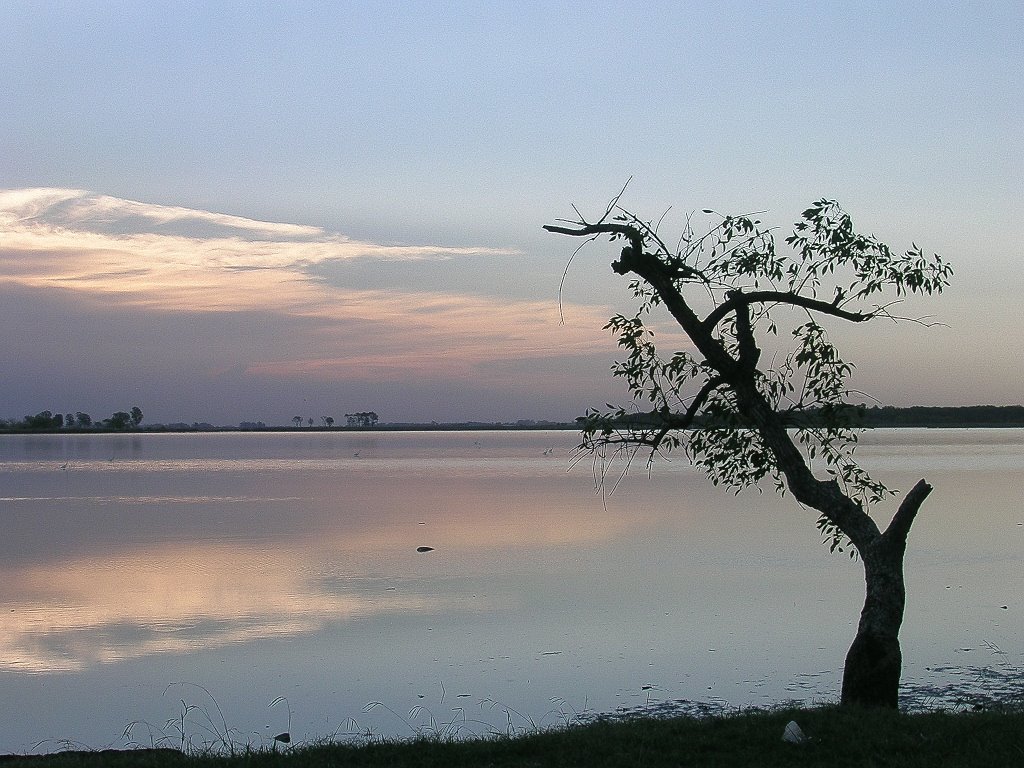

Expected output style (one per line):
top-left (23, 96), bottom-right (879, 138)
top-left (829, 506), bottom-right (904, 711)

top-left (1, 1), bottom-right (1021, 426)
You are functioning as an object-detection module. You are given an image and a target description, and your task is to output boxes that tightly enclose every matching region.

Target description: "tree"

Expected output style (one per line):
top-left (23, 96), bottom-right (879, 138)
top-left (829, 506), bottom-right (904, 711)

top-left (75, 412), bottom-right (92, 428)
top-left (292, 416), bottom-right (302, 428)
top-left (323, 416), bottom-right (335, 428)
top-left (22, 411), bottom-right (62, 429)
top-left (107, 411), bottom-right (132, 429)
top-left (130, 406), bottom-right (144, 427)
top-left (545, 195), bottom-right (952, 708)
top-left (345, 411), bottom-right (379, 428)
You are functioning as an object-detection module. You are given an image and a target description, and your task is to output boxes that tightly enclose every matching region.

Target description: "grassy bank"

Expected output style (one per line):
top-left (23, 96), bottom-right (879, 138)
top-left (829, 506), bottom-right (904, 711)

top-left (3, 705), bottom-right (1023, 767)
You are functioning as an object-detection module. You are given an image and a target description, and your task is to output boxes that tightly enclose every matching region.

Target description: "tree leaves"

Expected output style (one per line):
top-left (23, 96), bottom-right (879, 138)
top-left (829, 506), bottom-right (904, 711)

top-left (548, 197), bottom-right (949, 554)
top-left (784, 200), bottom-right (952, 303)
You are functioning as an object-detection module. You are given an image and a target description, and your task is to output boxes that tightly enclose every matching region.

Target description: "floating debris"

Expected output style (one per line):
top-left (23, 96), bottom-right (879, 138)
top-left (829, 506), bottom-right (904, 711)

top-left (416, 546), bottom-right (434, 553)
top-left (272, 732), bottom-right (290, 744)
top-left (901, 661), bottom-right (1024, 711)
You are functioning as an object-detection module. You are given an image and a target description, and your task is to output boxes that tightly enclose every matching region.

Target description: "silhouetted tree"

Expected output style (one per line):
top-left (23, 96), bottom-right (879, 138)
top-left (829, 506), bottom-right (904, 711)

top-left (323, 416), bottom-right (335, 428)
top-left (130, 406), bottom-right (144, 427)
top-left (546, 194), bottom-right (951, 708)
top-left (292, 416), bottom-right (302, 428)
top-left (22, 411), bottom-right (62, 429)
top-left (106, 411), bottom-right (132, 429)
top-left (345, 412), bottom-right (379, 428)
top-left (75, 412), bottom-right (92, 428)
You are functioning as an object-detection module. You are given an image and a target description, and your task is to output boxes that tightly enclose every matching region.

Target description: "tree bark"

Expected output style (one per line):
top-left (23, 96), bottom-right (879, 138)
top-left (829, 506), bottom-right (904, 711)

top-left (841, 547), bottom-right (906, 707)
top-left (841, 479), bottom-right (932, 707)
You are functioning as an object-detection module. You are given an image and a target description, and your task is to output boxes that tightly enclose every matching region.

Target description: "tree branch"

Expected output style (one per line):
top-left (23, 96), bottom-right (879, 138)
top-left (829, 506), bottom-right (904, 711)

top-left (543, 222), bottom-right (709, 284)
top-left (647, 376), bottom-right (724, 448)
top-left (543, 222), bottom-right (645, 258)
top-left (882, 478), bottom-right (932, 551)
top-left (703, 290), bottom-right (873, 332)
top-left (546, 221), bottom-right (739, 375)
top-left (730, 291), bottom-right (761, 373)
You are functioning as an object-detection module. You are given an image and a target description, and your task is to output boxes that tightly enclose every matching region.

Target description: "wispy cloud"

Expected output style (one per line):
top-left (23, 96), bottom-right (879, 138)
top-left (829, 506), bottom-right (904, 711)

top-left (0, 189), bottom-right (622, 386)
top-left (0, 188), bottom-right (513, 307)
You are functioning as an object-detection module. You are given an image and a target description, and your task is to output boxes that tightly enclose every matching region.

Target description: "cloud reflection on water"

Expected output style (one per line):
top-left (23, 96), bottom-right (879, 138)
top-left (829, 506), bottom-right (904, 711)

top-left (0, 542), bottom-right (443, 673)
top-left (0, 435), bottom-right (651, 675)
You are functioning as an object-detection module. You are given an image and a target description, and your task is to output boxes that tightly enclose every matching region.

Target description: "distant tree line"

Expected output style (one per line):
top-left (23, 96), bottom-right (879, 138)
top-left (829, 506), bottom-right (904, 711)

top-left (854, 405), bottom-right (1024, 428)
top-left (580, 404), bottom-right (1024, 431)
top-left (1, 406), bottom-right (143, 432)
top-left (286, 412), bottom-right (379, 429)
top-left (774, 404), bottom-right (1024, 428)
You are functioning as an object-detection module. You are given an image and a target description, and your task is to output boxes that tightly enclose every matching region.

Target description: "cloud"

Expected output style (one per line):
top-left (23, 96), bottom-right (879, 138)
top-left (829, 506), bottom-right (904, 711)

top-left (0, 188), bottom-right (514, 309)
top-left (0, 189), bottom-right (627, 395)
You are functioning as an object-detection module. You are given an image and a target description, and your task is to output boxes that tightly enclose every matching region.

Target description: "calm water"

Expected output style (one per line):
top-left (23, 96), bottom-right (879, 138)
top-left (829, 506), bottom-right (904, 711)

top-left (0, 429), bottom-right (1022, 753)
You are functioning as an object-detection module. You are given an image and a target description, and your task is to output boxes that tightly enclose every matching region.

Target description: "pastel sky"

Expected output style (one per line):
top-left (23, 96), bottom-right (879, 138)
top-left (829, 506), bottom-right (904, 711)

top-left (1, 1), bottom-right (1021, 425)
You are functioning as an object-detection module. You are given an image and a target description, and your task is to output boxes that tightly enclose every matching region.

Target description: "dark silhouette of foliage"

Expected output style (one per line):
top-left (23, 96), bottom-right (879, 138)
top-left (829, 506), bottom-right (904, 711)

top-left (106, 411), bottom-right (133, 429)
top-left (23, 410), bottom-right (61, 429)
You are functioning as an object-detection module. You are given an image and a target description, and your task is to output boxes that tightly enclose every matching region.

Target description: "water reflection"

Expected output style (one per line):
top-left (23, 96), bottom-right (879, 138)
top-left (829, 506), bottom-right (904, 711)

top-left (0, 432), bottom-right (646, 678)
top-left (1, 542), bottom-right (440, 673)
top-left (0, 430), bottom-right (1022, 752)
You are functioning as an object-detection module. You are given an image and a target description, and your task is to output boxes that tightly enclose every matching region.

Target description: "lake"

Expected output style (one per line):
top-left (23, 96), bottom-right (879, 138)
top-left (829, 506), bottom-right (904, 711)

top-left (0, 429), bottom-right (1022, 753)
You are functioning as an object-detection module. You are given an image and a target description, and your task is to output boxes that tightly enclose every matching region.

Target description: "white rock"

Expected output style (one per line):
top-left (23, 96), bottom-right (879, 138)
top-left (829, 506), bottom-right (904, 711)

top-left (782, 720), bottom-right (808, 744)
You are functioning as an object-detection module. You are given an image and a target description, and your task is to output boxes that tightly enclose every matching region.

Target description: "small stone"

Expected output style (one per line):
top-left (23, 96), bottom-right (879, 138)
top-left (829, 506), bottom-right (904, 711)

top-left (782, 721), bottom-right (807, 744)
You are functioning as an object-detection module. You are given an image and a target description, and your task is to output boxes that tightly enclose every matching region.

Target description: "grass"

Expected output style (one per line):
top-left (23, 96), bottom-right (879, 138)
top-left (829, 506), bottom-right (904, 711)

top-left (3, 704), bottom-right (1024, 767)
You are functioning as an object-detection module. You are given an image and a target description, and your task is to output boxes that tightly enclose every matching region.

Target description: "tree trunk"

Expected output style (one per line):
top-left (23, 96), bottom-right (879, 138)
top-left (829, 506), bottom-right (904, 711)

top-left (841, 543), bottom-right (907, 707)
top-left (840, 479), bottom-right (932, 708)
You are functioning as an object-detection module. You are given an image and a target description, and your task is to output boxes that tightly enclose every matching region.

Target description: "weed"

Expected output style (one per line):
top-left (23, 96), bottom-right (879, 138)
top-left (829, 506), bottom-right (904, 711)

top-left (123, 683), bottom-right (263, 756)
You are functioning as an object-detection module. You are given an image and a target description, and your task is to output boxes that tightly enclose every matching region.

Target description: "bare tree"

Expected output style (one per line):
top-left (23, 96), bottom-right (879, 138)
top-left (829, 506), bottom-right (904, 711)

top-left (545, 193), bottom-right (952, 707)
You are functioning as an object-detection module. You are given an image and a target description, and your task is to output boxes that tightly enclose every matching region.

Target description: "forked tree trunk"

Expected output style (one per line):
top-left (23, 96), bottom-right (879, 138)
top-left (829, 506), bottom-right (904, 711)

top-left (840, 479), bottom-right (932, 707)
